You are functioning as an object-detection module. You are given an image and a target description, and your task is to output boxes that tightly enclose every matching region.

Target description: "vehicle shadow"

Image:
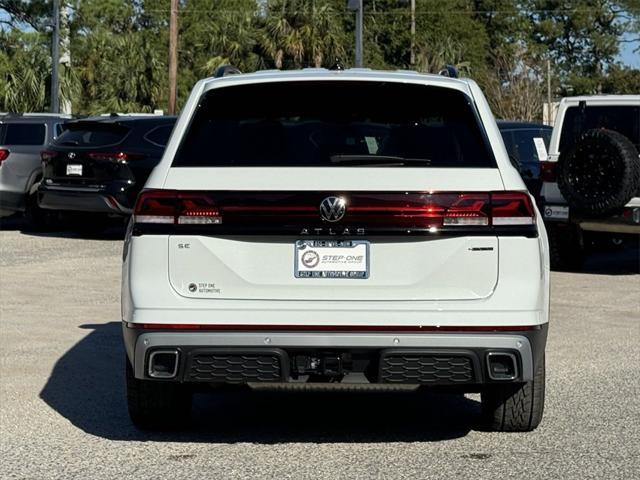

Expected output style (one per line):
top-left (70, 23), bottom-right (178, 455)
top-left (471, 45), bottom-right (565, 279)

top-left (0, 214), bottom-right (22, 231)
top-left (0, 214), bottom-right (126, 240)
top-left (581, 246), bottom-right (640, 275)
top-left (40, 322), bottom-right (480, 443)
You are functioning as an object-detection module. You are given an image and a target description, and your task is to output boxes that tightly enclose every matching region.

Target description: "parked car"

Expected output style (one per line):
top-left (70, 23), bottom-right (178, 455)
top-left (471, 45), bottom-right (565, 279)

top-left (122, 68), bottom-right (549, 432)
top-left (497, 121), bottom-right (552, 199)
top-left (0, 113), bottom-right (71, 226)
top-left (540, 95), bottom-right (640, 270)
top-left (38, 114), bottom-right (176, 226)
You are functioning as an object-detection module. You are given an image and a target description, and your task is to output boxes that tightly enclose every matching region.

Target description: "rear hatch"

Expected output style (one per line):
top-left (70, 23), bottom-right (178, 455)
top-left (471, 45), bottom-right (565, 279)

top-left (43, 121), bottom-right (135, 187)
top-left (135, 80), bottom-right (535, 302)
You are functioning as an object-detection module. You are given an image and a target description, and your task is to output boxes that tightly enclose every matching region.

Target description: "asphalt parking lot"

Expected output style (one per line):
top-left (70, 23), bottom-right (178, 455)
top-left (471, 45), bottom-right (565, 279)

top-left (0, 220), bottom-right (638, 479)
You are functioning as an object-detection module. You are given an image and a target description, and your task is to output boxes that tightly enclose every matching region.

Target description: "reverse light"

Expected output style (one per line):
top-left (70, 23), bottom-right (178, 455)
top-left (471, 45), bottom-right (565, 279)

top-left (491, 192), bottom-right (535, 226)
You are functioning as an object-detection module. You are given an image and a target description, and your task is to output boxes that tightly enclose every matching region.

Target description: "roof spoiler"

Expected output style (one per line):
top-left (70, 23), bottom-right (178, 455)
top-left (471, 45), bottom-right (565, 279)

top-left (439, 65), bottom-right (459, 78)
top-left (214, 65), bottom-right (242, 78)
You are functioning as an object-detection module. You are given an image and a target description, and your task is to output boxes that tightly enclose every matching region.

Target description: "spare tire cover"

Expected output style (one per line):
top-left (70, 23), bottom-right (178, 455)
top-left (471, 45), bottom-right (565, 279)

top-left (557, 128), bottom-right (640, 215)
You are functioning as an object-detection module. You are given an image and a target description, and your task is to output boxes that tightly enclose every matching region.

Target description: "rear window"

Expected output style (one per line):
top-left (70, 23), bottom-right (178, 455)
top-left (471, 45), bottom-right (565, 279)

top-left (173, 81), bottom-right (495, 168)
top-left (501, 128), bottom-right (551, 165)
top-left (54, 122), bottom-right (129, 148)
top-left (144, 124), bottom-right (174, 147)
top-left (1, 123), bottom-right (46, 145)
top-left (560, 105), bottom-right (640, 152)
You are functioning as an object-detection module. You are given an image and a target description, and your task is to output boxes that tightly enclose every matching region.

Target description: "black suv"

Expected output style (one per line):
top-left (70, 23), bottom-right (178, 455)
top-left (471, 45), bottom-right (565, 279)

top-left (497, 121), bottom-right (552, 199)
top-left (38, 115), bottom-right (176, 218)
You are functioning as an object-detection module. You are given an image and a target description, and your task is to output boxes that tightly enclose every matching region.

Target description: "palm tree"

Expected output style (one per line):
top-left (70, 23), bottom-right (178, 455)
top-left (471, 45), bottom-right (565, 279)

top-left (0, 30), bottom-right (78, 113)
top-left (0, 30), bottom-right (48, 112)
top-left (260, 0), bottom-right (347, 69)
top-left (414, 37), bottom-right (471, 76)
top-left (74, 31), bottom-right (164, 113)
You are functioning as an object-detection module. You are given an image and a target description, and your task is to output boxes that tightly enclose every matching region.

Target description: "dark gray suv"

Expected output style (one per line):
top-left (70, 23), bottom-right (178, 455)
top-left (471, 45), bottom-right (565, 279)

top-left (0, 113), bottom-right (71, 227)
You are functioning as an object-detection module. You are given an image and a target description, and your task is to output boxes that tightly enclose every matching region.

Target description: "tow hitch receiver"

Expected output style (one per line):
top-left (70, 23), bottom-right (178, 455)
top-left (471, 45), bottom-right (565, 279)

top-left (293, 354), bottom-right (345, 376)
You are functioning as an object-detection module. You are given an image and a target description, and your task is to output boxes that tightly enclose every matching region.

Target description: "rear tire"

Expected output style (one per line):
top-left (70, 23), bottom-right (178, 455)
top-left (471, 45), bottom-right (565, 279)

top-left (23, 192), bottom-right (55, 232)
top-left (481, 355), bottom-right (545, 432)
top-left (125, 358), bottom-right (192, 430)
top-left (547, 223), bottom-right (585, 271)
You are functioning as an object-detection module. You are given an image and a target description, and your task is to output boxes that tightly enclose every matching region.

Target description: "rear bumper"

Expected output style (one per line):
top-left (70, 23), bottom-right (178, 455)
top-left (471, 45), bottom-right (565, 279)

top-left (123, 324), bottom-right (547, 388)
top-left (0, 190), bottom-right (26, 212)
top-left (542, 198), bottom-right (640, 234)
top-left (578, 217), bottom-right (640, 234)
top-left (38, 184), bottom-right (133, 215)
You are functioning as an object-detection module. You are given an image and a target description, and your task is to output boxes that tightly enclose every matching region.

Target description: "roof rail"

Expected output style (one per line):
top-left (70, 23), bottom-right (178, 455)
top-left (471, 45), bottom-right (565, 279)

top-left (1, 112), bottom-right (73, 118)
top-left (214, 64), bottom-right (242, 78)
top-left (98, 112), bottom-right (164, 117)
top-left (438, 65), bottom-right (459, 78)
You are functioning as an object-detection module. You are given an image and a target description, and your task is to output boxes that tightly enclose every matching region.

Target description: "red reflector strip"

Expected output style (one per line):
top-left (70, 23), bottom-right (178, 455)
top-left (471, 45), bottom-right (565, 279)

top-left (540, 161), bottom-right (557, 182)
top-left (126, 323), bottom-right (539, 332)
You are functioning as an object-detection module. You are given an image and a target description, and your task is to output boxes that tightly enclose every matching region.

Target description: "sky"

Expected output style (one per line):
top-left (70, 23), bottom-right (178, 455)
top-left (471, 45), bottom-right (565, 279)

top-left (618, 35), bottom-right (640, 68)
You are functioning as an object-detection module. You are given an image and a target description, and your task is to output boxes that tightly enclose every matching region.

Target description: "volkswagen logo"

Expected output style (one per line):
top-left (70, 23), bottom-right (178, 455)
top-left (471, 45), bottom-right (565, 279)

top-left (319, 196), bottom-right (346, 222)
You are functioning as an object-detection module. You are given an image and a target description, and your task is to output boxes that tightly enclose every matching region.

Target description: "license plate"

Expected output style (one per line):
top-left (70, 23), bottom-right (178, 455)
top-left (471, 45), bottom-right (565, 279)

top-left (295, 240), bottom-right (369, 278)
top-left (543, 205), bottom-right (569, 220)
top-left (66, 164), bottom-right (83, 176)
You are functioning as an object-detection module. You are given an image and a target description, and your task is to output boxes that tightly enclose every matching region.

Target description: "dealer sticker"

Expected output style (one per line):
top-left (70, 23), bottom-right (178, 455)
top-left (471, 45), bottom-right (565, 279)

top-left (544, 205), bottom-right (569, 220)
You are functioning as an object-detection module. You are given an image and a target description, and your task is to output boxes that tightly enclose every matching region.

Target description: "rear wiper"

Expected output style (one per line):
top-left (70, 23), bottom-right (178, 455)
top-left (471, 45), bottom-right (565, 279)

top-left (57, 140), bottom-right (79, 146)
top-left (330, 154), bottom-right (431, 166)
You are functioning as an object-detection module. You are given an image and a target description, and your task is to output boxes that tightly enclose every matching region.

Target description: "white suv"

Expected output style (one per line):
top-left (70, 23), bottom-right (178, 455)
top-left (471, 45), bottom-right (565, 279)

top-left (540, 96), bottom-right (640, 270)
top-left (122, 68), bottom-right (549, 432)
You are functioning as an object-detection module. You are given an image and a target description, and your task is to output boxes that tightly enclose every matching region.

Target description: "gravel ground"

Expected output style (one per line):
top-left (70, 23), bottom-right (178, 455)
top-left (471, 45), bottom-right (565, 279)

top-left (1, 219), bottom-right (639, 479)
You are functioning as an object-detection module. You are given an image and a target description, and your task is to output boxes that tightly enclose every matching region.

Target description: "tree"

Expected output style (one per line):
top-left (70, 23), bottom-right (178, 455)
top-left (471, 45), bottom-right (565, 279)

top-left (0, 30), bottom-right (49, 111)
top-left (259, 0), bottom-right (348, 69)
top-left (0, 0), bottom-right (637, 114)
top-left (526, 0), bottom-right (630, 94)
top-left (414, 36), bottom-right (471, 75)
top-left (179, 0), bottom-right (262, 102)
top-left (479, 50), bottom-right (545, 121)
top-left (0, 0), bottom-right (50, 31)
top-left (601, 64), bottom-right (640, 93)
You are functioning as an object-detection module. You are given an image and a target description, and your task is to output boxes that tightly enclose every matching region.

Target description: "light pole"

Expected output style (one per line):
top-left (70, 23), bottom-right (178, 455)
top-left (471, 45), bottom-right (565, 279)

top-left (410, 0), bottom-right (415, 66)
top-left (50, 0), bottom-right (60, 113)
top-left (168, 0), bottom-right (179, 115)
top-left (348, 0), bottom-right (363, 67)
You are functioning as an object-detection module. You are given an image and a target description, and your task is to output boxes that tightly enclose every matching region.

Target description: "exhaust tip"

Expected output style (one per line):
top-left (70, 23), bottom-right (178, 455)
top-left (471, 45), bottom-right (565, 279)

top-left (148, 350), bottom-right (179, 379)
top-left (486, 352), bottom-right (518, 381)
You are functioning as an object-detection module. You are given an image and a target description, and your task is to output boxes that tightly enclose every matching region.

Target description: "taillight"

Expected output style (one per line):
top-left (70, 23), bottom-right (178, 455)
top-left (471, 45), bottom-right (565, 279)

top-left (41, 150), bottom-right (58, 163)
top-left (132, 190), bottom-right (535, 236)
top-left (88, 152), bottom-right (144, 163)
top-left (442, 194), bottom-right (490, 226)
top-left (0, 148), bottom-right (10, 163)
top-left (490, 192), bottom-right (535, 225)
top-left (134, 190), bottom-right (222, 225)
top-left (540, 161), bottom-right (557, 182)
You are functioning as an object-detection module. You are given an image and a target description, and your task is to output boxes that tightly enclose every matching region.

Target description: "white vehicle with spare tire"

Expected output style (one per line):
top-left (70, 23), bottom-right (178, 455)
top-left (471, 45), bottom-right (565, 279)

top-left (540, 95), bottom-right (640, 270)
top-left (122, 67), bottom-right (549, 432)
